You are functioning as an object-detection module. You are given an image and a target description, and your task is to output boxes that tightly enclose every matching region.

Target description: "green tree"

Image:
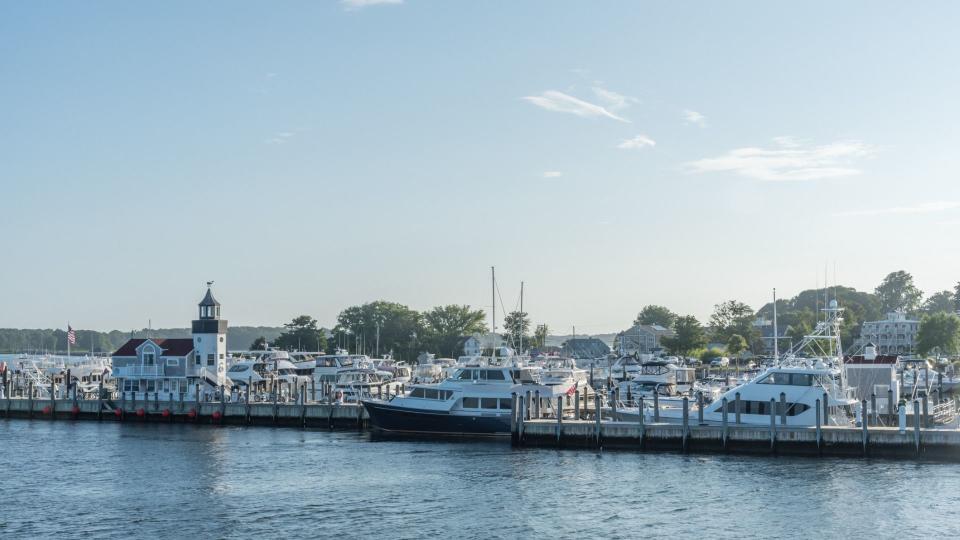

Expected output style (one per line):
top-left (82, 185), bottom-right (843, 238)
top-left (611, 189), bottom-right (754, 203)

top-left (917, 312), bottom-right (960, 356)
top-left (633, 305), bottom-right (677, 328)
top-left (875, 270), bottom-right (922, 314)
top-left (421, 304), bottom-right (487, 357)
top-left (922, 290), bottom-right (956, 315)
top-left (249, 336), bottom-right (268, 350)
top-left (332, 301), bottom-right (423, 360)
top-left (660, 315), bottom-right (706, 356)
top-left (954, 281), bottom-right (960, 311)
top-left (274, 315), bottom-right (326, 352)
top-left (726, 334), bottom-right (748, 359)
top-left (709, 300), bottom-right (759, 346)
top-left (532, 324), bottom-right (549, 349)
top-left (502, 311), bottom-right (531, 350)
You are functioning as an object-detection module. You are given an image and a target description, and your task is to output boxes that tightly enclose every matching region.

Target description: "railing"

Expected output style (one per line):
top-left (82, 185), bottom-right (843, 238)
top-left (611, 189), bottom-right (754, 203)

top-left (112, 365), bottom-right (163, 378)
top-left (932, 399), bottom-right (957, 425)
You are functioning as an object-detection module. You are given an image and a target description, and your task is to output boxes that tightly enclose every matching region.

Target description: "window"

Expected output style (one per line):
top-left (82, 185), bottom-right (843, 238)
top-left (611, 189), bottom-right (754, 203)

top-left (166, 358), bottom-right (179, 367)
top-left (409, 387), bottom-right (426, 398)
top-left (499, 398), bottom-right (512, 409)
top-left (194, 354), bottom-right (201, 366)
top-left (456, 369), bottom-right (475, 380)
top-left (163, 380), bottom-right (170, 392)
top-left (463, 397), bottom-right (479, 408)
top-left (481, 398), bottom-right (498, 409)
top-left (207, 354), bottom-right (215, 366)
top-left (227, 365), bottom-right (247, 373)
top-left (219, 354), bottom-right (225, 360)
top-left (146, 380), bottom-right (155, 392)
top-left (143, 348), bottom-right (155, 365)
top-left (219, 336), bottom-right (224, 343)
top-left (483, 370), bottom-right (506, 381)
top-left (424, 388), bottom-right (439, 400)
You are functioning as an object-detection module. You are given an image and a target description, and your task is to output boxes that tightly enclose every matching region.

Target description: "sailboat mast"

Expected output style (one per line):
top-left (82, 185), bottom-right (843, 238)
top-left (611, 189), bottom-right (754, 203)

top-left (491, 266), bottom-right (496, 359)
top-left (519, 281), bottom-right (524, 353)
top-left (772, 288), bottom-right (779, 360)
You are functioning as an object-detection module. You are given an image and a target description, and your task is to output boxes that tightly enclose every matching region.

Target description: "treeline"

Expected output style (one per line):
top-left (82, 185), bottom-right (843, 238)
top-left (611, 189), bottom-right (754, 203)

top-left (633, 270), bottom-right (960, 358)
top-left (0, 326), bottom-right (284, 354)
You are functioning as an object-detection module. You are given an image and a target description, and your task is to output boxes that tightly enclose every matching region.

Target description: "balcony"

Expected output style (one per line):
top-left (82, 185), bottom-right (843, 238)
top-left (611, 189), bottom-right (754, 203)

top-left (113, 365), bottom-right (163, 378)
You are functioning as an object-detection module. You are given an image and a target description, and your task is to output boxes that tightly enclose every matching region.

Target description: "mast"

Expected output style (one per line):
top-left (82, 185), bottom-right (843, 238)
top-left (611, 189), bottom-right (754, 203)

top-left (519, 281), bottom-right (524, 354)
top-left (491, 266), bottom-right (496, 359)
top-left (772, 288), bottom-right (779, 360)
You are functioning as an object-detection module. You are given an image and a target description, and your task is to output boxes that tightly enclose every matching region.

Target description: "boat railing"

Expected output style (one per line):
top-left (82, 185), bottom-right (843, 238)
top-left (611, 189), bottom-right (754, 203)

top-left (932, 399), bottom-right (957, 426)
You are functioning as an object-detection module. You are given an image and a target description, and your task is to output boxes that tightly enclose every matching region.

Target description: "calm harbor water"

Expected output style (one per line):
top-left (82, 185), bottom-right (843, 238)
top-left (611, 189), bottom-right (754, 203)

top-left (1, 421), bottom-right (959, 539)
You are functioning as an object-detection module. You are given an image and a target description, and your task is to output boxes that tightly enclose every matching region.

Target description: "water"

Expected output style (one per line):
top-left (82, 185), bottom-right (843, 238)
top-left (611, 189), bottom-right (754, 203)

top-left (1, 421), bottom-right (959, 539)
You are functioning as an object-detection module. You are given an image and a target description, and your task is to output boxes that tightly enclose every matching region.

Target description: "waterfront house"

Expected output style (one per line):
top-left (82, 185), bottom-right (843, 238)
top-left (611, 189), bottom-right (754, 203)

top-left (854, 311), bottom-right (920, 355)
top-left (561, 337), bottom-right (610, 359)
top-left (613, 324), bottom-right (675, 355)
top-left (111, 285), bottom-right (228, 400)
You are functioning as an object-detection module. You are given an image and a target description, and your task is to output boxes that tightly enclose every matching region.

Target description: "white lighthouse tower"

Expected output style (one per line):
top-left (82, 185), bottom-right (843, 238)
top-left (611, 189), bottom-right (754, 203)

top-left (192, 282), bottom-right (228, 388)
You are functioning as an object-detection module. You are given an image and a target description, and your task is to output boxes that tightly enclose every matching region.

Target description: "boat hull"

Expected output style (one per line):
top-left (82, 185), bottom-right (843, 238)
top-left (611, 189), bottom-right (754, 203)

top-left (362, 400), bottom-right (511, 437)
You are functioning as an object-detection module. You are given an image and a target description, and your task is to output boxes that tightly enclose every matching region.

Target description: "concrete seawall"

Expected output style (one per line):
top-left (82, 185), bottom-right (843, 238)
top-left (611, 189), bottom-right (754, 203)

top-left (0, 397), bottom-right (369, 429)
top-left (515, 419), bottom-right (960, 460)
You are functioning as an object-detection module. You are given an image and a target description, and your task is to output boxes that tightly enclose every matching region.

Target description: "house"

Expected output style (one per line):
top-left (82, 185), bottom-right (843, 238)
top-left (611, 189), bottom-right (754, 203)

top-left (111, 285), bottom-right (228, 400)
top-left (561, 338), bottom-right (610, 359)
top-left (854, 311), bottom-right (920, 355)
top-left (753, 317), bottom-right (792, 356)
top-left (613, 324), bottom-right (675, 355)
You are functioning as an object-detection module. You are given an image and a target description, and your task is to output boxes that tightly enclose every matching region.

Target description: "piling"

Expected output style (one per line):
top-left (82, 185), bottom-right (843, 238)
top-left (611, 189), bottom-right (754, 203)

top-left (735, 392), bottom-right (741, 424)
top-left (870, 393), bottom-right (877, 426)
top-left (638, 396), bottom-right (645, 449)
top-left (721, 397), bottom-right (728, 450)
top-left (311, 377), bottom-right (316, 403)
top-left (653, 392), bottom-right (660, 423)
top-left (815, 398), bottom-right (822, 453)
top-left (779, 392), bottom-right (786, 426)
top-left (822, 392), bottom-right (829, 425)
top-left (681, 397), bottom-right (689, 453)
top-left (519, 395), bottom-right (526, 444)
top-left (922, 397), bottom-right (929, 428)
top-left (697, 391), bottom-right (704, 425)
top-left (611, 389), bottom-right (618, 418)
top-left (155, 391), bottom-right (160, 412)
top-left (888, 388), bottom-right (894, 425)
top-left (574, 390), bottom-right (581, 420)
top-left (510, 393), bottom-right (518, 445)
top-left (914, 400), bottom-right (921, 455)
top-left (535, 390), bottom-right (541, 419)
top-left (97, 379), bottom-right (104, 421)
top-left (769, 398), bottom-right (776, 451)
top-left (861, 399), bottom-right (869, 455)
top-left (594, 393), bottom-right (601, 448)
top-left (556, 396), bottom-right (562, 443)
top-left (50, 380), bottom-right (56, 420)
top-left (28, 382), bottom-right (33, 419)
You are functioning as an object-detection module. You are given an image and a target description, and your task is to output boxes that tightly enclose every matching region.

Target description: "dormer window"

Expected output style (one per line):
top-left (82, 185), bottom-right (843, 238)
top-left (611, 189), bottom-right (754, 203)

top-left (143, 346), bottom-right (156, 366)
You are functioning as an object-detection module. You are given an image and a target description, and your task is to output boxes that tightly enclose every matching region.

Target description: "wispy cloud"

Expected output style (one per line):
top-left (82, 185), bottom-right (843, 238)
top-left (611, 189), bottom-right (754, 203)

top-left (265, 131), bottom-right (295, 145)
top-left (541, 171), bottom-right (563, 178)
top-left (834, 201), bottom-right (960, 217)
top-left (341, 0), bottom-right (402, 10)
top-left (683, 109), bottom-right (706, 127)
top-left (592, 87), bottom-right (637, 111)
top-left (617, 134), bottom-right (656, 150)
top-left (523, 90), bottom-right (630, 122)
top-left (687, 138), bottom-right (874, 181)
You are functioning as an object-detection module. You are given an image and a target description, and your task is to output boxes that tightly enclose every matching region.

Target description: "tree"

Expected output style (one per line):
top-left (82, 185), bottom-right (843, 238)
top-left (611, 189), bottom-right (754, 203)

top-left (922, 290), bottom-right (956, 315)
top-left (532, 324), bottom-right (549, 349)
top-left (249, 336), bottom-right (268, 350)
top-left (955, 281), bottom-right (960, 311)
top-left (875, 270), bottom-right (922, 314)
top-left (332, 301), bottom-right (422, 360)
top-left (660, 315), bottom-right (706, 356)
top-left (709, 300), bottom-right (758, 346)
top-left (917, 312), bottom-right (960, 356)
top-left (726, 334), bottom-right (748, 359)
top-left (274, 315), bottom-right (326, 352)
top-left (502, 311), bottom-right (531, 350)
top-left (421, 305), bottom-right (487, 357)
top-left (633, 305), bottom-right (677, 328)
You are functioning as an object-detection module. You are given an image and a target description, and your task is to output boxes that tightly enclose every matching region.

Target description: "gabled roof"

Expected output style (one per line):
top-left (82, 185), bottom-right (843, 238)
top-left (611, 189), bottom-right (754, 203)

top-left (199, 287), bottom-right (220, 307)
top-left (112, 338), bottom-right (195, 357)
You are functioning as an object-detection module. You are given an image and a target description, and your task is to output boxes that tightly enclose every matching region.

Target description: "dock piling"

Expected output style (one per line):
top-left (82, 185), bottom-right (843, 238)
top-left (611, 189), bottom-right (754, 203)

top-left (888, 388), bottom-right (894, 425)
top-left (861, 399), bottom-right (868, 456)
top-left (682, 397), bottom-right (689, 453)
top-left (510, 393), bottom-right (518, 445)
top-left (914, 400), bottom-right (921, 455)
top-left (870, 393), bottom-right (877, 426)
top-left (97, 379), bottom-right (103, 421)
top-left (922, 397), bottom-right (929, 428)
top-left (815, 398), bottom-right (822, 453)
top-left (779, 392), bottom-right (786, 426)
top-left (639, 396), bottom-right (645, 449)
top-left (735, 392), bottom-right (741, 425)
top-left (653, 392), bottom-right (660, 423)
top-left (594, 393), bottom-right (601, 448)
top-left (721, 397), bottom-right (728, 450)
top-left (697, 391), bottom-right (704, 426)
top-left (556, 396), bottom-right (562, 443)
top-left (822, 392), bottom-right (829, 426)
top-left (769, 398), bottom-right (776, 452)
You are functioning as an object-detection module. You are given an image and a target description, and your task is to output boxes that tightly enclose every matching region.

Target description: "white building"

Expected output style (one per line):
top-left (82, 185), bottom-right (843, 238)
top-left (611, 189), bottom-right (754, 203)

top-left (613, 324), bottom-right (675, 355)
top-left (111, 285), bottom-right (228, 400)
top-left (856, 311), bottom-right (920, 355)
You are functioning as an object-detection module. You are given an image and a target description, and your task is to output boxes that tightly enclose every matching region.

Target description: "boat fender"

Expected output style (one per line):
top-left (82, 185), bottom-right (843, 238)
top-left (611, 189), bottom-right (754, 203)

top-left (136, 408), bottom-right (145, 417)
top-left (187, 409), bottom-right (197, 419)
top-left (212, 410), bottom-right (222, 421)
top-left (42, 405), bottom-right (51, 415)
top-left (161, 409), bottom-right (170, 418)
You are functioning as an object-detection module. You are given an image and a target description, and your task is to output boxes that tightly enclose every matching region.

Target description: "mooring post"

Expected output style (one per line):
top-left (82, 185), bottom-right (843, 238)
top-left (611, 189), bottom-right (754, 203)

top-left (556, 396), bottom-right (563, 443)
top-left (273, 384), bottom-right (279, 425)
top-left (779, 392), bottom-right (786, 426)
top-left (735, 392), bottom-right (741, 425)
top-left (815, 398), bottom-right (822, 453)
top-left (535, 390), bottom-right (541, 419)
top-left (28, 381), bottom-right (34, 419)
top-left (594, 393), bottom-right (602, 448)
top-left (888, 388), bottom-right (895, 425)
top-left (311, 376), bottom-right (316, 403)
top-left (870, 393), bottom-right (877, 426)
top-left (822, 392), bottom-right (829, 426)
top-left (681, 397), bottom-right (689, 453)
top-left (721, 397), bottom-right (728, 450)
top-left (220, 388), bottom-right (226, 424)
top-left (179, 388), bottom-right (185, 412)
top-left (155, 391), bottom-right (160, 412)
top-left (697, 391), bottom-right (704, 425)
top-left (120, 389), bottom-right (126, 420)
top-left (638, 396), bottom-right (645, 448)
top-left (611, 388), bottom-right (617, 418)
top-left (300, 385), bottom-right (307, 429)
top-left (922, 396), bottom-right (929, 428)
top-left (50, 379), bottom-right (56, 420)
top-left (518, 395), bottom-right (526, 445)
top-left (510, 393), bottom-right (518, 445)
top-left (914, 400), bottom-right (921, 455)
top-left (861, 399), bottom-right (869, 456)
top-left (653, 391), bottom-right (660, 423)
top-left (769, 397), bottom-right (776, 452)
top-left (97, 379), bottom-right (103, 421)
top-left (574, 390), bottom-right (580, 420)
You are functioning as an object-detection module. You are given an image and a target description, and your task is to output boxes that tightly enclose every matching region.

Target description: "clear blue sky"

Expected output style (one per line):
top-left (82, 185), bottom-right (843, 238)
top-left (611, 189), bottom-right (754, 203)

top-left (3, 1), bottom-right (959, 333)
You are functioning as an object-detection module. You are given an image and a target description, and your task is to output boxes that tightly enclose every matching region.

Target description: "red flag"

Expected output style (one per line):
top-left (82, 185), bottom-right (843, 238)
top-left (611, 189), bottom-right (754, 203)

top-left (67, 325), bottom-right (77, 345)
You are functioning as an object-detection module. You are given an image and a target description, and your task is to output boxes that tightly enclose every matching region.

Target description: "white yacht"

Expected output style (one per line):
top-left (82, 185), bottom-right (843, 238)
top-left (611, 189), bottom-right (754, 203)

top-left (617, 358), bottom-right (696, 399)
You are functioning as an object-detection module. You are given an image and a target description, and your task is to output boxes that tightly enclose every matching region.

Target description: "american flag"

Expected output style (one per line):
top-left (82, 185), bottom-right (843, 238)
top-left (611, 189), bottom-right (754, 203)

top-left (67, 325), bottom-right (76, 345)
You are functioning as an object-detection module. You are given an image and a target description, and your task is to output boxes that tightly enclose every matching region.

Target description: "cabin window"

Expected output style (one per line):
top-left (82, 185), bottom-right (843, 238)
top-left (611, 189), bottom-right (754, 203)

top-left (409, 388), bottom-right (426, 398)
top-left (725, 400), bottom-right (811, 416)
top-left (499, 398), bottom-right (512, 409)
top-left (480, 398), bottom-right (498, 409)
top-left (483, 370), bottom-right (506, 381)
top-left (424, 389), bottom-right (439, 400)
top-left (456, 369), bottom-right (475, 380)
top-left (463, 397), bottom-right (479, 408)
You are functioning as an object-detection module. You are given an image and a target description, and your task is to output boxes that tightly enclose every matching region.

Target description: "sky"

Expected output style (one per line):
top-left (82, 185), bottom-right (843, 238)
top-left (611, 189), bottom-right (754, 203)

top-left (2, 1), bottom-right (960, 334)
